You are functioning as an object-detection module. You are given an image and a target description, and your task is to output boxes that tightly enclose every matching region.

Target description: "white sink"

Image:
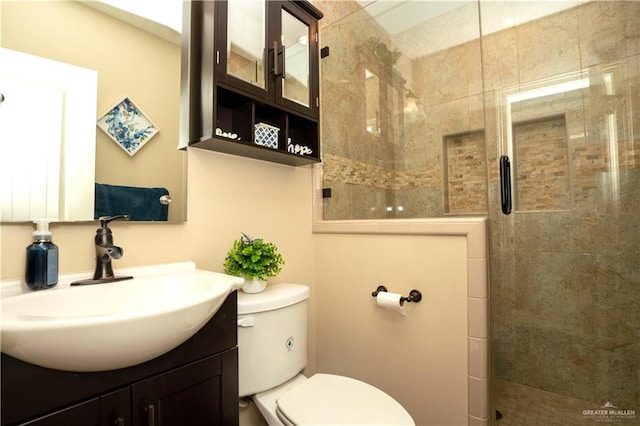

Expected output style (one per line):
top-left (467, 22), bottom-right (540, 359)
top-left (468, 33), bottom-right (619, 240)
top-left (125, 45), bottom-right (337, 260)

top-left (1, 262), bottom-right (243, 372)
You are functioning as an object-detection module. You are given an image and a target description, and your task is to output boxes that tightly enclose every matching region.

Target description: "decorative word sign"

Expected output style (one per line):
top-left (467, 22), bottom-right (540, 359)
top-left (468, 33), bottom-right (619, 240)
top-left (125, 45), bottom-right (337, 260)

top-left (287, 138), bottom-right (313, 156)
top-left (215, 127), bottom-right (239, 140)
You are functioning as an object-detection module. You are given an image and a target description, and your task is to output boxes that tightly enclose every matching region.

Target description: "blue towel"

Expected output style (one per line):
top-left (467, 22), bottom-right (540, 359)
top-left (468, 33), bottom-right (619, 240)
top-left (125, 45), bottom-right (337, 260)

top-left (95, 183), bottom-right (169, 221)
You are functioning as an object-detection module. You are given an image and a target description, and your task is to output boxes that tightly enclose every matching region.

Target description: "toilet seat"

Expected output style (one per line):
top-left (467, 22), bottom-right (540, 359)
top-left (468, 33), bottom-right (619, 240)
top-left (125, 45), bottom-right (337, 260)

top-left (276, 374), bottom-right (414, 425)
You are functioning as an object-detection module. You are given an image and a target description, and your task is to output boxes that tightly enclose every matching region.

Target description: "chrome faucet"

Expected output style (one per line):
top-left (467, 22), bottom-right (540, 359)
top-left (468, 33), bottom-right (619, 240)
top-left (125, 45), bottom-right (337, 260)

top-left (71, 215), bottom-right (133, 286)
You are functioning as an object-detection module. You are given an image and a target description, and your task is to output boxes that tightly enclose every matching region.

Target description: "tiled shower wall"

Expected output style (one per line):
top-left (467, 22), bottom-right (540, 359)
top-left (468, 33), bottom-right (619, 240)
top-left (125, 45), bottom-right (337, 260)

top-left (321, 2), bottom-right (484, 219)
top-left (321, 0), bottom-right (639, 410)
top-left (322, 2), bottom-right (639, 216)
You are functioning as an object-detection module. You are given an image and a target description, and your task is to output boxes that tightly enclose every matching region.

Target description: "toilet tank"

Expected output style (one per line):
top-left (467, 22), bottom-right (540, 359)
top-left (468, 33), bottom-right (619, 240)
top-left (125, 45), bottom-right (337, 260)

top-left (237, 283), bottom-right (309, 397)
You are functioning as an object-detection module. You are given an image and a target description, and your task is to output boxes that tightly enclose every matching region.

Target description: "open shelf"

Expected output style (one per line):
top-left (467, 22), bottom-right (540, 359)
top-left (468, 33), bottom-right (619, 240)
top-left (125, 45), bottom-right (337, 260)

top-left (192, 85), bottom-right (320, 166)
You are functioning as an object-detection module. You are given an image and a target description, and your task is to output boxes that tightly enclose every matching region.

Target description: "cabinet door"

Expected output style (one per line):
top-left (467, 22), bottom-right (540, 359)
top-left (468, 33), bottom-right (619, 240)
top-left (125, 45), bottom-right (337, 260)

top-left (217, 0), bottom-right (319, 118)
top-left (216, 0), bottom-right (269, 100)
top-left (20, 398), bottom-right (100, 426)
top-left (20, 387), bottom-right (130, 426)
top-left (100, 388), bottom-right (131, 426)
top-left (273, 1), bottom-right (319, 117)
top-left (131, 350), bottom-right (238, 426)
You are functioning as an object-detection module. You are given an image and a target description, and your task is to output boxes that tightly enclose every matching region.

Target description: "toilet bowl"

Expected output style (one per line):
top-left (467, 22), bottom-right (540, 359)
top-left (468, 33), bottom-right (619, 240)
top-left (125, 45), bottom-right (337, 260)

top-left (237, 283), bottom-right (414, 425)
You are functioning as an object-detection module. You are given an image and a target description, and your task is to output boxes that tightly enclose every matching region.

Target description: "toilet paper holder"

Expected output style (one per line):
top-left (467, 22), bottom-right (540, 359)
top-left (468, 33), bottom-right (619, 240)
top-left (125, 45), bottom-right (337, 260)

top-left (371, 285), bottom-right (422, 303)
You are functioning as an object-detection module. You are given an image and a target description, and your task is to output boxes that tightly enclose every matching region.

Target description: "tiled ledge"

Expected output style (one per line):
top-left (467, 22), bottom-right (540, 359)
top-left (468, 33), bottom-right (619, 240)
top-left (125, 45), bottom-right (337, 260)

top-left (313, 217), bottom-right (487, 259)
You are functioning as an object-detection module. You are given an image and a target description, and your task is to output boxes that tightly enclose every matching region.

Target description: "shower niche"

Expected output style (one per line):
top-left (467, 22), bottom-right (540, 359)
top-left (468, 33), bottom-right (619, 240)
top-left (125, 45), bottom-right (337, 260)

top-left (443, 130), bottom-right (488, 215)
top-left (512, 115), bottom-right (571, 211)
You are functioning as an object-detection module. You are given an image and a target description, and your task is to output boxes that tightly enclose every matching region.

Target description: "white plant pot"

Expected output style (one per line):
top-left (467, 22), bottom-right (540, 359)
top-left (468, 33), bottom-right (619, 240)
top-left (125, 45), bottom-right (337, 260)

top-left (241, 278), bottom-right (267, 294)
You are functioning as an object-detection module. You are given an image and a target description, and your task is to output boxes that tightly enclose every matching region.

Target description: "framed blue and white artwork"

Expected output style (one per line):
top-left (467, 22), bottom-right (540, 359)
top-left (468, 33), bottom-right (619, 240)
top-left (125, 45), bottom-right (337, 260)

top-left (97, 96), bottom-right (159, 156)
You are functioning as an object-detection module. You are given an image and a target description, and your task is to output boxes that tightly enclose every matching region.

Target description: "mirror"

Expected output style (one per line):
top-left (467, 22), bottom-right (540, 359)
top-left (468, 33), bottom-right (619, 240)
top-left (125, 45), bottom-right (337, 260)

top-left (0, 0), bottom-right (186, 222)
top-left (227, 0), bottom-right (266, 89)
top-left (282, 8), bottom-right (310, 107)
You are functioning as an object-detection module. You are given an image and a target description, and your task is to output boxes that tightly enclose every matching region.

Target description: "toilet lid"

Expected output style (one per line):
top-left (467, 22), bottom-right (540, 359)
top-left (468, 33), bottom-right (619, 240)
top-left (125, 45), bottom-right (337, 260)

top-left (276, 374), bottom-right (414, 425)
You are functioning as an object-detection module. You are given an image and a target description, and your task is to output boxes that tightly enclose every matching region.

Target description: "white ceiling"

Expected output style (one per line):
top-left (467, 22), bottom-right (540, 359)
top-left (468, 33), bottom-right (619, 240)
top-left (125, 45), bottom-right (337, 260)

top-left (357, 0), bottom-right (473, 35)
top-left (357, 0), bottom-right (591, 58)
top-left (87, 0), bottom-right (592, 59)
top-left (81, 0), bottom-right (182, 46)
top-left (95, 0), bottom-right (183, 32)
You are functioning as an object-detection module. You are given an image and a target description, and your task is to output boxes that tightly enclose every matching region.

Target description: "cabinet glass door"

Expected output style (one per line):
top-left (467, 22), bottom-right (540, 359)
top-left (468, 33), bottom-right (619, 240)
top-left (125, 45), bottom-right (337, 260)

top-left (227, 0), bottom-right (266, 89)
top-left (281, 9), bottom-right (310, 107)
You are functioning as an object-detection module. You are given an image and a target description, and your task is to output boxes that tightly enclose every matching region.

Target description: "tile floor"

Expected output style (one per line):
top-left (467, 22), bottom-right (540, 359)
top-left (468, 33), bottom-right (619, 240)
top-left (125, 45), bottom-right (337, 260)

top-left (495, 379), bottom-right (638, 426)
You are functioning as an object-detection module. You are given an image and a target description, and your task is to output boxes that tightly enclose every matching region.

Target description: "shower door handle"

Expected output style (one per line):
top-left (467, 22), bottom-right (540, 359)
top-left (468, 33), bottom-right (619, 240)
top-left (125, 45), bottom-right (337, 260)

top-left (499, 155), bottom-right (512, 215)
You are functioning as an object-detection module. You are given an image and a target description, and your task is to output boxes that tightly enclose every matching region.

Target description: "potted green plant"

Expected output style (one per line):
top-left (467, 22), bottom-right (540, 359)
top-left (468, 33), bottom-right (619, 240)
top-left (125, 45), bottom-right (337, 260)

top-left (223, 233), bottom-right (285, 293)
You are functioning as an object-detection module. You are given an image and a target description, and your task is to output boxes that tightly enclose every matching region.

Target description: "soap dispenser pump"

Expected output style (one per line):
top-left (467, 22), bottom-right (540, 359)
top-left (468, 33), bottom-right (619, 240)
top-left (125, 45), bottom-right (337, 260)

top-left (25, 219), bottom-right (59, 290)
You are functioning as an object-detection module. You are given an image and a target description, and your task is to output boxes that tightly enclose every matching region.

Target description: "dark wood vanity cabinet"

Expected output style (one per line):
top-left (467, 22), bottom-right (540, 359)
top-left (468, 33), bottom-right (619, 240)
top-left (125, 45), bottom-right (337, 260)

top-left (131, 353), bottom-right (234, 426)
top-left (18, 388), bottom-right (129, 426)
top-left (183, 0), bottom-right (323, 166)
top-left (1, 293), bottom-right (239, 426)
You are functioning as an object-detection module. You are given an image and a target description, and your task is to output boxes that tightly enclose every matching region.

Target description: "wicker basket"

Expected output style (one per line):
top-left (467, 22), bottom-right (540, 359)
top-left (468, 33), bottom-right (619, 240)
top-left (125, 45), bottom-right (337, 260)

top-left (254, 122), bottom-right (279, 149)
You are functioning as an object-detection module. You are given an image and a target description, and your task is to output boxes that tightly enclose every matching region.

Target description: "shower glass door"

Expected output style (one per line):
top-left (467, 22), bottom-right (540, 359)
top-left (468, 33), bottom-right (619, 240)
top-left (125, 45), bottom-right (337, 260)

top-left (481, 0), bottom-right (639, 421)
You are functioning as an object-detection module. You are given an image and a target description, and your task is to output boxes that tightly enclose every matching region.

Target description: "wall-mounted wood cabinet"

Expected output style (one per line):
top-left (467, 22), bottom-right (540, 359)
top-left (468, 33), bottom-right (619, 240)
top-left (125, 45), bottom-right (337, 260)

top-left (183, 0), bottom-right (323, 166)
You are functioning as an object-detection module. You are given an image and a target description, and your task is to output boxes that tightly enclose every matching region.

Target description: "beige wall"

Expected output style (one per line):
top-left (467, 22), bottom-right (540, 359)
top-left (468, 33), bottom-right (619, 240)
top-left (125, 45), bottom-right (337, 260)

top-left (312, 217), bottom-right (490, 425)
top-left (315, 233), bottom-right (469, 425)
top-left (0, 149), bottom-right (315, 278)
top-left (0, 148), bottom-right (318, 369)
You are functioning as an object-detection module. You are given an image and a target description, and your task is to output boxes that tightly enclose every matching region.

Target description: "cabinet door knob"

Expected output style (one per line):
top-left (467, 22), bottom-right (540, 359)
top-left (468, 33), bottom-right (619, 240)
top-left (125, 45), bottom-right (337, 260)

top-left (114, 417), bottom-right (125, 426)
top-left (144, 404), bottom-right (156, 426)
top-left (272, 41), bottom-right (285, 78)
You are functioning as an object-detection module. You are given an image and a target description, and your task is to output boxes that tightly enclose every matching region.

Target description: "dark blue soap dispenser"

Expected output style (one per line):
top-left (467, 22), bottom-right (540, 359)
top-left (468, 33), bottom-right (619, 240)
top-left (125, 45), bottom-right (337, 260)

top-left (25, 219), bottom-right (59, 290)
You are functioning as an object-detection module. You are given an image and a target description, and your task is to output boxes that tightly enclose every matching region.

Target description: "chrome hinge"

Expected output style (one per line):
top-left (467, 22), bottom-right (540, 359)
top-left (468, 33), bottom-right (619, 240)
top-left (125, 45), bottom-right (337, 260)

top-left (315, 33), bottom-right (319, 43)
top-left (216, 50), bottom-right (220, 64)
top-left (316, 97), bottom-right (319, 107)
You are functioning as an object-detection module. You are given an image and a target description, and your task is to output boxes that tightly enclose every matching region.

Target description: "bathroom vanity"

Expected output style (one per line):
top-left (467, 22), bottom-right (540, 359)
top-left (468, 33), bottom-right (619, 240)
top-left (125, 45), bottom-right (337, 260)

top-left (1, 293), bottom-right (238, 426)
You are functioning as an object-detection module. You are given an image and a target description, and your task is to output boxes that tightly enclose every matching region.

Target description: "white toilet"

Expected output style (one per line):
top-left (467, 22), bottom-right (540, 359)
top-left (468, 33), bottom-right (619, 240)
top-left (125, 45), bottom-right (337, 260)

top-left (237, 283), bottom-right (414, 425)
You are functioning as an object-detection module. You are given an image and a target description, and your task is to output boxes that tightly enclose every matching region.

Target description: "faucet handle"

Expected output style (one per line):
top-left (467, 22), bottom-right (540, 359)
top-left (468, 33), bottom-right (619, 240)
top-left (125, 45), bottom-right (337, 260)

top-left (98, 215), bottom-right (131, 228)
